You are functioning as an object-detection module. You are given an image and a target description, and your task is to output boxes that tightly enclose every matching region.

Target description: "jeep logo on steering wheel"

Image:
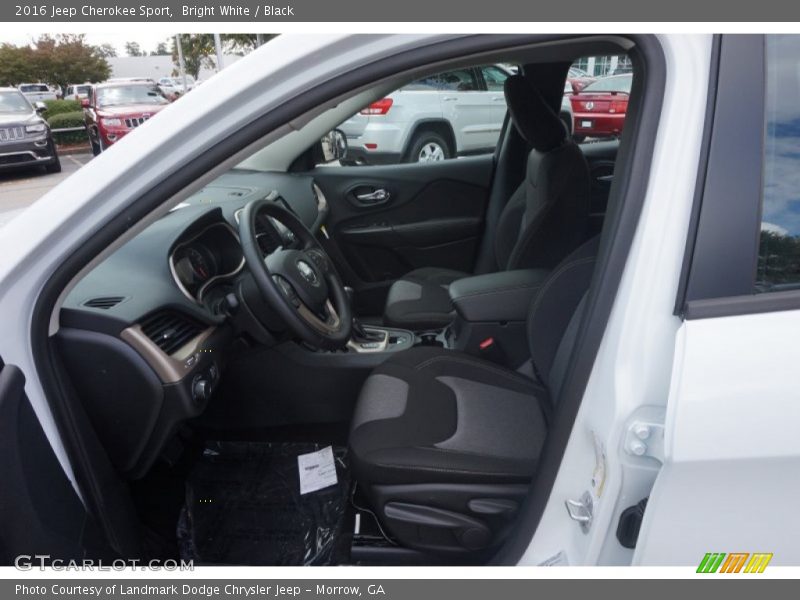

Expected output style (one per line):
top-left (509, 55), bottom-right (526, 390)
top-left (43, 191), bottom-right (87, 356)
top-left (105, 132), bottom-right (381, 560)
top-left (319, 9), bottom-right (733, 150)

top-left (297, 260), bottom-right (319, 286)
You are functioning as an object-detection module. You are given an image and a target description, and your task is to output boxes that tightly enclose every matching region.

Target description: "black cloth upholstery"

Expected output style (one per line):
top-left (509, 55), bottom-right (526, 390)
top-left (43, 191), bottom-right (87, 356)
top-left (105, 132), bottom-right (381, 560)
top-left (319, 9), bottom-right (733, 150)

top-left (382, 267), bottom-right (467, 330)
top-left (349, 346), bottom-right (549, 486)
top-left (382, 74), bottom-right (591, 331)
top-left (352, 238), bottom-right (600, 491)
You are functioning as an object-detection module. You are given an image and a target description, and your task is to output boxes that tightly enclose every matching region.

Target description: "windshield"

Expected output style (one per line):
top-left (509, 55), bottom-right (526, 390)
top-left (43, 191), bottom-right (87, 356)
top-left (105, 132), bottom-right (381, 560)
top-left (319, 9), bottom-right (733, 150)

top-left (19, 84), bottom-right (49, 93)
top-left (96, 85), bottom-right (168, 107)
top-left (0, 91), bottom-right (33, 114)
top-left (582, 74), bottom-right (633, 94)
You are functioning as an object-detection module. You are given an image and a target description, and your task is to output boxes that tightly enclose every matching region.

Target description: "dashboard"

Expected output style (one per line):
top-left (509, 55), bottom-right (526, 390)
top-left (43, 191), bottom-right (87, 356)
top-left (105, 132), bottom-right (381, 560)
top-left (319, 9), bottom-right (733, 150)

top-left (57, 169), bottom-right (329, 479)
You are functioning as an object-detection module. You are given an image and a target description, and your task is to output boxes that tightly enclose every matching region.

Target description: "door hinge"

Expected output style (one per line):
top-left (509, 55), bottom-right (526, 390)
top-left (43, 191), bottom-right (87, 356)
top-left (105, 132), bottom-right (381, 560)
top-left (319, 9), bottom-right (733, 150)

top-left (624, 407), bottom-right (666, 463)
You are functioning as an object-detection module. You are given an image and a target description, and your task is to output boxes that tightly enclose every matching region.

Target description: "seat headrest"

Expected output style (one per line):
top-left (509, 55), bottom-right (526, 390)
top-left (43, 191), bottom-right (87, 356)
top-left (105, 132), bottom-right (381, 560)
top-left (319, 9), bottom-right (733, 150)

top-left (504, 74), bottom-right (567, 153)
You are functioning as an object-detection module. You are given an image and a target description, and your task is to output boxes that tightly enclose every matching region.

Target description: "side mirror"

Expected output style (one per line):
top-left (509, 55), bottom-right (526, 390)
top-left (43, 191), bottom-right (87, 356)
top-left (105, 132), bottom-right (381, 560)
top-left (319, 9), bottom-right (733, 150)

top-left (319, 129), bottom-right (348, 163)
top-left (81, 98), bottom-right (90, 108)
top-left (34, 101), bottom-right (47, 113)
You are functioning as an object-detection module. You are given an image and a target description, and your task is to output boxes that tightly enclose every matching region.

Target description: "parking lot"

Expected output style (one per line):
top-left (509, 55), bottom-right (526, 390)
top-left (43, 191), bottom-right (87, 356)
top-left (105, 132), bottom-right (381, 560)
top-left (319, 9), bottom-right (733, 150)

top-left (0, 152), bottom-right (92, 227)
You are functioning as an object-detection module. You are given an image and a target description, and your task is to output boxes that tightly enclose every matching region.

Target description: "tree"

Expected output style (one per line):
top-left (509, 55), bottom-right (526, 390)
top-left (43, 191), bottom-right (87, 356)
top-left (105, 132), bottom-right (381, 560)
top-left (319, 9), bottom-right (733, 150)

top-left (0, 35), bottom-right (111, 90)
top-left (221, 34), bottom-right (278, 55)
top-left (125, 41), bottom-right (143, 57)
top-left (0, 44), bottom-right (36, 87)
top-left (94, 43), bottom-right (117, 58)
top-left (151, 41), bottom-right (169, 56)
top-left (171, 34), bottom-right (215, 79)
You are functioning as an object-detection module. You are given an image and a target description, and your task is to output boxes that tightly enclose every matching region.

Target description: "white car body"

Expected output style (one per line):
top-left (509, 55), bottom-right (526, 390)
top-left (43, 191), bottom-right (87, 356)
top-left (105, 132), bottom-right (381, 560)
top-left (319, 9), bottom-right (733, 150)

top-left (17, 83), bottom-right (58, 103)
top-left (0, 33), bottom-right (797, 566)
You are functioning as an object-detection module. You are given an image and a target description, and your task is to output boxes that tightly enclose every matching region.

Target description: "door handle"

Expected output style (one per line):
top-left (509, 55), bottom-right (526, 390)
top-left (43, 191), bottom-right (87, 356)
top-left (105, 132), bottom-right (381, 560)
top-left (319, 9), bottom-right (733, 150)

top-left (355, 188), bottom-right (391, 204)
top-left (492, 96), bottom-right (506, 102)
top-left (442, 96), bottom-right (458, 102)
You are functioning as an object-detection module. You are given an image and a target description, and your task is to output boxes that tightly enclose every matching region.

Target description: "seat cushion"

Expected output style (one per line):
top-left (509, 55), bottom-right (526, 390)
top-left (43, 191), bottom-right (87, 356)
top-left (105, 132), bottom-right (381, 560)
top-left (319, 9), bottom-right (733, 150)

top-left (349, 347), bottom-right (549, 486)
top-left (383, 267), bottom-right (468, 330)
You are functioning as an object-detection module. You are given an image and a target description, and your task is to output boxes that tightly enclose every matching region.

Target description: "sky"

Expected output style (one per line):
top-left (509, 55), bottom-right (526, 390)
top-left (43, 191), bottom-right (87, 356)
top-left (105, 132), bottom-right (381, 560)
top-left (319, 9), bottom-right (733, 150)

top-left (3, 31), bottom-right (174, 55)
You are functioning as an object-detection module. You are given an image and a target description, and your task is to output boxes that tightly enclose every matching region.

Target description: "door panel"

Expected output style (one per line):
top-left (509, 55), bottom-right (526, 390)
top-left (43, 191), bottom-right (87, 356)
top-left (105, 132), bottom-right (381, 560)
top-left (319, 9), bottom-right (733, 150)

top-left (0, 359), bottom-right (88, 563)
top-left (311, 155), bottom-right (494, 315)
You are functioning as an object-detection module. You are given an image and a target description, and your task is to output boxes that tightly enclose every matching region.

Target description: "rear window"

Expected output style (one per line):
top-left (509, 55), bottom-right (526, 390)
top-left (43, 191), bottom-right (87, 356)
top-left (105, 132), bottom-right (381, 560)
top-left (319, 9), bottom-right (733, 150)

top-left (19, 84), bottom-right (49, 93)
top-left (582, 75), bottom-right (633, 94)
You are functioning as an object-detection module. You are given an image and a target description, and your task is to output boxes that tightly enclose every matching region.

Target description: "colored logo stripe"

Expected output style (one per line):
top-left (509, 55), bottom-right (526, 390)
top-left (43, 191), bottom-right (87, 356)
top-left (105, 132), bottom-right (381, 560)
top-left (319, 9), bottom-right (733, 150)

top-left (744, 553), bottom-right (773, 573)
top-left (697, 553), bottom-right (726, 573)
top-left (719, 553), bottom-right (749, 573)
top-left (697, 552), bottom-right (773, 573)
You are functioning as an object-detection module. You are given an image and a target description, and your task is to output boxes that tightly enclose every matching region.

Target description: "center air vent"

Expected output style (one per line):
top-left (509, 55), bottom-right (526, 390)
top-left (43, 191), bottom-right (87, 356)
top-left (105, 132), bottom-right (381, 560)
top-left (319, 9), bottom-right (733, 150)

top-left (139, 311), bottom-right (205, 355)
top-left (83, 296), bottom-right (126, 309)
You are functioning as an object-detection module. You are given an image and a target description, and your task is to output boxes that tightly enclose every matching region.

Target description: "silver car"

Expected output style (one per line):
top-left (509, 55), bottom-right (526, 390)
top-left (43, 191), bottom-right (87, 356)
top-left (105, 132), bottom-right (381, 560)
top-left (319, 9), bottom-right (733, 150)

top-left (340, 64), bottom-right (573, 164)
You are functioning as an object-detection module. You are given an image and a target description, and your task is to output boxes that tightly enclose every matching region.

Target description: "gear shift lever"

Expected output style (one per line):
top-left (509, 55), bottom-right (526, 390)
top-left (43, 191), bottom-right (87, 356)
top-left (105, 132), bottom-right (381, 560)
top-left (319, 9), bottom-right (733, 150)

top-left (345, 286), bottom-right (385, 343)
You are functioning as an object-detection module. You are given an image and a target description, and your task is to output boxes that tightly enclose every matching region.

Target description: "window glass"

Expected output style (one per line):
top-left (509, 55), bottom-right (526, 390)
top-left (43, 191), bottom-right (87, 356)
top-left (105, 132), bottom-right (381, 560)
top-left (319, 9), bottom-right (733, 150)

top-left (400, 74), bottom-right (441, 91)
top-left (481, 66), bottom-right (510, 91)
top-left (438, 69), bottom-right (480, 91)
top-left (96, 85), bottom-right (169, 107)
top-left (0, 91), bottom-right (32, 113)
top-left (759, 35), bottom-right (800, 291)
top-left (330, 55), bottom-right (632, 167)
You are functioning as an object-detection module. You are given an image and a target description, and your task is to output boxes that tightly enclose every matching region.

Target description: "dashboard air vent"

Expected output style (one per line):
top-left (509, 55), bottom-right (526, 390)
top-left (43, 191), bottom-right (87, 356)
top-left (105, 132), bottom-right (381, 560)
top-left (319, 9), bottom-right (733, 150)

top-left (83, 296), bottom-right (126, 309)
top-left (139, 311), bottom-right (205, 355)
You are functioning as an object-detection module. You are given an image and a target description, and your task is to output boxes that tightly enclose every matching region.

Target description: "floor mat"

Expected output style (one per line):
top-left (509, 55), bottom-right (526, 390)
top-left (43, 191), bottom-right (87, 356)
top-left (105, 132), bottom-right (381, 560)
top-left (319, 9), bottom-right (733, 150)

top-left (177, 441), bottom-right (352, 565)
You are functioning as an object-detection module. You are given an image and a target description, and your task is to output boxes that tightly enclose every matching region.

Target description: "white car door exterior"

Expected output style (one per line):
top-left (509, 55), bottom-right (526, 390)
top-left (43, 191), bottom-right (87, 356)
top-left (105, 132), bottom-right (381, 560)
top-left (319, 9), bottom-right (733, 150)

top-left (635, 34), bottom-right (800, 567)
top-left (440, 67), bottom-right (500, 154)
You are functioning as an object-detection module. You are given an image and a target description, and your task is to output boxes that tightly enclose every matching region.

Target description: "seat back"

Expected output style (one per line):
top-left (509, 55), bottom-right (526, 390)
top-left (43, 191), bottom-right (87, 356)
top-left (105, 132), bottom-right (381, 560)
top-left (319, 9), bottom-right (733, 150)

top-left (526, 236), bottom-right (600, 398)
top-left (489, 75), bottom-right (591, 272)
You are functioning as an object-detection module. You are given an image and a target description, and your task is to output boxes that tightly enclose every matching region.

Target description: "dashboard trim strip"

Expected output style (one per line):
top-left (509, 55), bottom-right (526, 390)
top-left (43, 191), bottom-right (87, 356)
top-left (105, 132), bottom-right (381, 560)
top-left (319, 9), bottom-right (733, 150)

top-left (121, 324), bottom-right (216, 384)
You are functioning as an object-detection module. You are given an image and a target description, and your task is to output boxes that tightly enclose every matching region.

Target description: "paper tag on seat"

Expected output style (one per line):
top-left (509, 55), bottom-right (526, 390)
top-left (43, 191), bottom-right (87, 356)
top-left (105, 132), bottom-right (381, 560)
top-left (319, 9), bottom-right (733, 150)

top-left (297, 446), bottom-right (338, 495)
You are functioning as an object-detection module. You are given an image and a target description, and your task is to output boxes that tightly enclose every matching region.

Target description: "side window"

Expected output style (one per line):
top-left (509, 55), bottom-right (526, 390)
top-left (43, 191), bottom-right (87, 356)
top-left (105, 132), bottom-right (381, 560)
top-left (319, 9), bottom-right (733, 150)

top-left (400, 74), bottom-right (441, 91)
top-left (438, 69), bottom-right (480, 92)
top-left (481, 66), bottom-right (510, 91)
top-left (758, 35), bottom-right (800, 291)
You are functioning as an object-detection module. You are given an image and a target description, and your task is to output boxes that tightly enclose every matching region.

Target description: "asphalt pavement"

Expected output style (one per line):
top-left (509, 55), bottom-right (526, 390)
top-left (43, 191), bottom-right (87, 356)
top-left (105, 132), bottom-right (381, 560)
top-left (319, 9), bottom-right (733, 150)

top-left (0, 152), bottom-right (93, 227)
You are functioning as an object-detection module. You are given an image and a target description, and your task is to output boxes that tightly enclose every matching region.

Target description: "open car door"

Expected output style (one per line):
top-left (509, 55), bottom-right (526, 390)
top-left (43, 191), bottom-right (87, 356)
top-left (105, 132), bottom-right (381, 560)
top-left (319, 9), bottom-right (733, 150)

top-left (0, 357), bottom-right (89, 565)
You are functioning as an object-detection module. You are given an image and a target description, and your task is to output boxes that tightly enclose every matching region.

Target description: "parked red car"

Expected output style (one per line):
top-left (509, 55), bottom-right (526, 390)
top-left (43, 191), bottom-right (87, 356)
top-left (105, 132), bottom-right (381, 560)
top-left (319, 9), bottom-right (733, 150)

top-left (84, 82), bottom-right (169, 155)
top-left (568, 74), bottom-right (632, 142)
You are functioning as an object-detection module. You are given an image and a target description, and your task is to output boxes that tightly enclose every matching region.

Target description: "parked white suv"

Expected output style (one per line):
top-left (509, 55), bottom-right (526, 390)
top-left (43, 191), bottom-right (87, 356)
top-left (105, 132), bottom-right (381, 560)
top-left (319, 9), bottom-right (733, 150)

top-left (17, 83), bottom-right (58, 103)
top-left (340, 64), bottom-right (573, 164)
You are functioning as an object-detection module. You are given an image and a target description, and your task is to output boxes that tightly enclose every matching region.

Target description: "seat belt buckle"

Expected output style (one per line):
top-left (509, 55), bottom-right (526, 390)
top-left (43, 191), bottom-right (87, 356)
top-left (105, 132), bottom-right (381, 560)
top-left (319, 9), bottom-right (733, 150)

top-left (478, 337), bottom-right (506, 364)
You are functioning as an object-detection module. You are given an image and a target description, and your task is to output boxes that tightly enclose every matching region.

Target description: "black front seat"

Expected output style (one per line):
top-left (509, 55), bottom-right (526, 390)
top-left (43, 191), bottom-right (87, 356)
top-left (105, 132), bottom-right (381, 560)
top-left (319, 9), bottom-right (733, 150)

top-left (350, 237), bottom-right (599, 556)
top-left (382, 74), bottom-right (591, 331)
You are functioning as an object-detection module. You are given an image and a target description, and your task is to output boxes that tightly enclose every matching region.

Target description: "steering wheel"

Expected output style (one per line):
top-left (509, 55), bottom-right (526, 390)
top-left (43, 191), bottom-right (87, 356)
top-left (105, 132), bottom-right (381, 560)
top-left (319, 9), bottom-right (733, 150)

top-left (238, 198), bottom-right (352, 349)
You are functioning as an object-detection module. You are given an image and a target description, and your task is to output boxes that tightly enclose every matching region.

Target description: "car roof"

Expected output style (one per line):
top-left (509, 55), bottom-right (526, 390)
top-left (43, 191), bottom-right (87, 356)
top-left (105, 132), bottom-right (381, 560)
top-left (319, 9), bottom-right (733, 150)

top-left (0, 87), bottom-right (22, 92)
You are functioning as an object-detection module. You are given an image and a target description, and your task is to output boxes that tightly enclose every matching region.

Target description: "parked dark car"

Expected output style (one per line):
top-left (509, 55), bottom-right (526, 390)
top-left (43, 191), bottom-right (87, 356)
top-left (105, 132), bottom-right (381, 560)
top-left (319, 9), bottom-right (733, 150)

top-left (84, 82), bottom-right (169, 155)
top-left (0, 87), bottom-right (61, 174)
top-left (569, 73), bottom-right (632, 142)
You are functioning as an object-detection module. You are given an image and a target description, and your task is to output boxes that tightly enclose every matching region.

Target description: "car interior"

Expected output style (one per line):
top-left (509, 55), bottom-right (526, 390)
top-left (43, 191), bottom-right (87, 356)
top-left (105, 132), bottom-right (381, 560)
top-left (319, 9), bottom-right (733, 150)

top-left (45, 37), bottom-right (644, 565)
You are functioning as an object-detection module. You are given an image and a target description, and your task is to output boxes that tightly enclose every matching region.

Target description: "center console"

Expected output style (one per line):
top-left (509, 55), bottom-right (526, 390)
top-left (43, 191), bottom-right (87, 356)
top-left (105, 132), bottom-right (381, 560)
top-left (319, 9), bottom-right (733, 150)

top-left (446, 268), bottom-right (550, 367)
